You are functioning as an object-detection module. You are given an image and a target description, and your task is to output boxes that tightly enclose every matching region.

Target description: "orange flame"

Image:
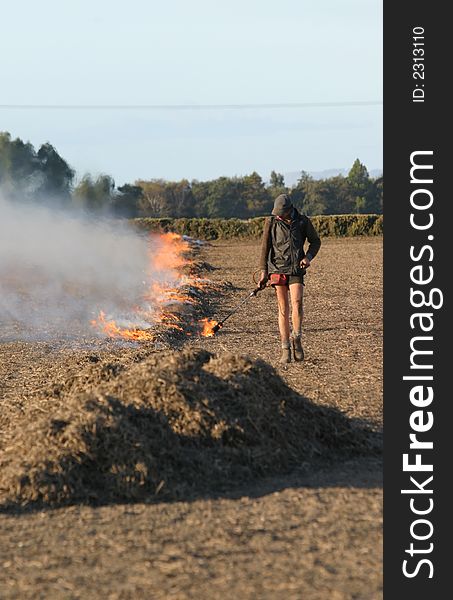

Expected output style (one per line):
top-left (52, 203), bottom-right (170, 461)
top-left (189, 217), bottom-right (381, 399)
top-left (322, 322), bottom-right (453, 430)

top-left (91, 232), bottom-right (213, 342)
top-left (146, 281), bottom-right (196, 306)
top-left (184, 276), bottom-right (212, 289)
top-left (91, 311), bottom-right (154, 341)
top-left (155, 312), bottom-right (184, 331)
top-left (199, 318), bottom-right (220, 337)
top-left (150, 232), bottom-right (192, 272)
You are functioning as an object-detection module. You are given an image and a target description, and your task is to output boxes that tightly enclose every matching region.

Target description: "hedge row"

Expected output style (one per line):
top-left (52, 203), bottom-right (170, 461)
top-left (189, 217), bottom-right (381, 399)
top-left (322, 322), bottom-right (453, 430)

top-left (131, 214), bottom-right (383, 240)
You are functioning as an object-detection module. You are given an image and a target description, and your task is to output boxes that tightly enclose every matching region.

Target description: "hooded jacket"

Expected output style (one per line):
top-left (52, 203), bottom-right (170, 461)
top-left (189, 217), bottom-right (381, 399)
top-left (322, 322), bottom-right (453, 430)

top-left (259, 208), bottom-right (321, 275)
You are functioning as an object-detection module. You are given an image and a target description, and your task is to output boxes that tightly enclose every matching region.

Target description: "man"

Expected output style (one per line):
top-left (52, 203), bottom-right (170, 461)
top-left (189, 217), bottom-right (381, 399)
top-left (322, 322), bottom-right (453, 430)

top-left (259, 193), bottom-right (321, 363)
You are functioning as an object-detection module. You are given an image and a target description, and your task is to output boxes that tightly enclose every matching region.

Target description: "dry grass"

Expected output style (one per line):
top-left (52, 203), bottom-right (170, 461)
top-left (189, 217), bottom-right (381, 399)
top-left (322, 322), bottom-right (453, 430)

top-left (0, 236), bottom-right (383, 599)
top-left (0, 348), bottom-right (378, 508)
top-left (192, 236), bottom-right (383, 426)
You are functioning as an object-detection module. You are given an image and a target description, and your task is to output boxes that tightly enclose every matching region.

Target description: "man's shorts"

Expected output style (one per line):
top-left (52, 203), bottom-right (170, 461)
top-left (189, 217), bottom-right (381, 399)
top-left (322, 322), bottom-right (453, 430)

top-left (269, 273), bottom-right (305, 287)
top-left (287, 274), bottom-right (305, 286)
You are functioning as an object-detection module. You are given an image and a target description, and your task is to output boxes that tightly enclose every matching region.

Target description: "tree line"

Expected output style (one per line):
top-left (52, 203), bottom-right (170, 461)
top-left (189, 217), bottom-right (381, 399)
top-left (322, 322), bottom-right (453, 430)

top-left (0, 131), bottom-right (382, 217)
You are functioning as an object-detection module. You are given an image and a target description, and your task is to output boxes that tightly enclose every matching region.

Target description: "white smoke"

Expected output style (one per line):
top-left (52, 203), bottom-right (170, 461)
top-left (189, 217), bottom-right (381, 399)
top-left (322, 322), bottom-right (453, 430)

top-left (0, 194), bottom-right (165, 340)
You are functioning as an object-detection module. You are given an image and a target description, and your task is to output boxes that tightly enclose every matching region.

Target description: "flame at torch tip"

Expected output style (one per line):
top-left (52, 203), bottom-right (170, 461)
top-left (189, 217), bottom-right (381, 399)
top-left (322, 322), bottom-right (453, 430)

top-left (199, 318), bottom-right (221, 337)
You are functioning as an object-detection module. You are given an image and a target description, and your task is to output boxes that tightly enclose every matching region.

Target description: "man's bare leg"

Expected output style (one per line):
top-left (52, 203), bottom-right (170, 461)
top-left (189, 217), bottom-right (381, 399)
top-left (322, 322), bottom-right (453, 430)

top-left (275, 285), bottom-right (291, 362)
top-left (289, 283), bottom-right (305, 361)
top-left (289, 283), bottom-right (304, 335)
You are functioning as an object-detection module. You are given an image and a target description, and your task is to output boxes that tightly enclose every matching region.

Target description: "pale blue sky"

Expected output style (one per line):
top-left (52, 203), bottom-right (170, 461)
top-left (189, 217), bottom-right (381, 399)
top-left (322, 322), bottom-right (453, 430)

top-left (1, 0), bottom-right (382, 184)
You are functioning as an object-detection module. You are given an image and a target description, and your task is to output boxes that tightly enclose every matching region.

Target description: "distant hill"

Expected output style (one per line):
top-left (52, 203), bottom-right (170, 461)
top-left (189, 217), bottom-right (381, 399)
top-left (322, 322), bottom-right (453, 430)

top-left (283, 168), bottom-right (383, 187)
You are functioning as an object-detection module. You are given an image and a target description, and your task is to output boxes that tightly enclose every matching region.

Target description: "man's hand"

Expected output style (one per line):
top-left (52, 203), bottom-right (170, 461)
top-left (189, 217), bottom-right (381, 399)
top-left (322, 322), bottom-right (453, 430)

top-left (300, 257), bottom-right (311, 269)
top-left (258, 271), bottom-right (268, 289)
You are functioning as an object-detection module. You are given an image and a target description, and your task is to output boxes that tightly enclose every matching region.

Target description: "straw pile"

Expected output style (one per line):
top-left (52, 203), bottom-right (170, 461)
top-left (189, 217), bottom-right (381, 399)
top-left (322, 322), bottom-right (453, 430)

top-left (0, 349), bottom-right (379, 508)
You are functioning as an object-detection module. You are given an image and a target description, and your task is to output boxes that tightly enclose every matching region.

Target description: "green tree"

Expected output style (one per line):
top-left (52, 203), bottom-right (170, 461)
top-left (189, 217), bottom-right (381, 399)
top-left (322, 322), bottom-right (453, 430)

top-left (291, 174), bottom-right (355, 216)
top-left (268, 170), bottom-right (287, 200)
top-left (162, 180), bottom-right (195, 217)
top-left (269, 171), bottom-right (285, 188)
top-left (0, 132), bottom-right (40, 197)
top-left (289, 171), bottom-right (313, 212)
top-left (136, 179), bottom-right (169, 216)
top-left (136, 179), bottom-right (195, 217)
top-left (73, 174), bottom-right (115, 212)
top-left (190, 179), bottom-right (211, 217)
top-left (203, 177), bottom-right (244, 218)
top-left (348, 158), bottom-right (370, 189)
top-left (0, 131), bottom-right (75, 203)
top-left (0, 132), bottom-right (12, 183)
top-left (347, 159), bottom-right (372, 213)
top-left (112, 184), bottom-right (144, 217)
top-left (240, 171), bottom-right (273, 216)
top-left (36, 142), bottom-right (75, 201)
top-left (326, 176), bottom-right (355, 214)
top-left (365, 176), bottom-right (383, 213)
top-left (302, 180), bottom-right (331, 215)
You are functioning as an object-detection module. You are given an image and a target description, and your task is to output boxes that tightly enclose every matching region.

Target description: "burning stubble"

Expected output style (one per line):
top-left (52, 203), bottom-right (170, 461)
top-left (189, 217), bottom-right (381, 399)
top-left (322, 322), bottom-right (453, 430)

top-left (0, 195), bottom-right (184, 341)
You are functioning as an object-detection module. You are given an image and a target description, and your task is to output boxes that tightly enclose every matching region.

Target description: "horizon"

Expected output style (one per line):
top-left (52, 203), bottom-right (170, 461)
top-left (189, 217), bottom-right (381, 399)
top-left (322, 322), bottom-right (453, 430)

top-left (1, 126), bottom-right (382, 189)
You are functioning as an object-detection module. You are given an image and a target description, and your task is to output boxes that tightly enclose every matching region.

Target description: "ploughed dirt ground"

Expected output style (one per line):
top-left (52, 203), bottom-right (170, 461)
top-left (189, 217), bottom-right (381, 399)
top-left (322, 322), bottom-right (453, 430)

top-left (0, 236), bottom-right (382, 600)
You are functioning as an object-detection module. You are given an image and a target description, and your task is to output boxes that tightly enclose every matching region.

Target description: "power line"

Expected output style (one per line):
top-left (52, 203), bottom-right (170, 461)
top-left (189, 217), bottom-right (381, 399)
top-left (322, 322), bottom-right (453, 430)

top-left (0, 100), bottom-right (382, 111)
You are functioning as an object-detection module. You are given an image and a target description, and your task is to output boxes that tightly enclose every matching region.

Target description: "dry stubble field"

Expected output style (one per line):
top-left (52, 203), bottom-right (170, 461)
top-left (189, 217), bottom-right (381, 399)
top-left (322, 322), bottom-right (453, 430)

top-left (0, 236), bottom-right (382, 600)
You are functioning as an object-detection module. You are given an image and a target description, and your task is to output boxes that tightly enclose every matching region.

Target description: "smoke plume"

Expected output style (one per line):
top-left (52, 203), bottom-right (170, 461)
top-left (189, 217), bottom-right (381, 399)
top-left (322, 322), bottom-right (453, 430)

top-left (0, 194), bottom-right (166, 340)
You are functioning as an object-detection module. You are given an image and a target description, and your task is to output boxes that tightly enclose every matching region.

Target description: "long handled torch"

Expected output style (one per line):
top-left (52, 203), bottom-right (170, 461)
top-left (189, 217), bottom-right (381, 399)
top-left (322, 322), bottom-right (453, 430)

top-left (210, 285), bottom-right (263, 334)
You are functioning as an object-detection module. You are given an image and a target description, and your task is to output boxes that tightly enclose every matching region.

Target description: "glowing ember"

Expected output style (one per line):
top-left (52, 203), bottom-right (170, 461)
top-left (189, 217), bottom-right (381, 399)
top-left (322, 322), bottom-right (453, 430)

top-left (199, 318), bottom-right (220, 337)
top-left (91, 311), bottom-right (154, 341)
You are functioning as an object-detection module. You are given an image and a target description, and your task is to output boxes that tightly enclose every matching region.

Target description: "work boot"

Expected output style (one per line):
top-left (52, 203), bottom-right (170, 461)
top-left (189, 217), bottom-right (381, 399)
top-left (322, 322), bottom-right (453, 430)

top-left (280, 343), bottom-right (291, 364)
top-left (292, 335), bottom-right (305, 362)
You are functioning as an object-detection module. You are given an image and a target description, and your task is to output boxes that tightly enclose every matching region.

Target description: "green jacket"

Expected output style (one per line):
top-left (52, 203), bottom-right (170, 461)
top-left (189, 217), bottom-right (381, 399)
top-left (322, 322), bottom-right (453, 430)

top-left (259, 209), bottom-right (321, 275)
